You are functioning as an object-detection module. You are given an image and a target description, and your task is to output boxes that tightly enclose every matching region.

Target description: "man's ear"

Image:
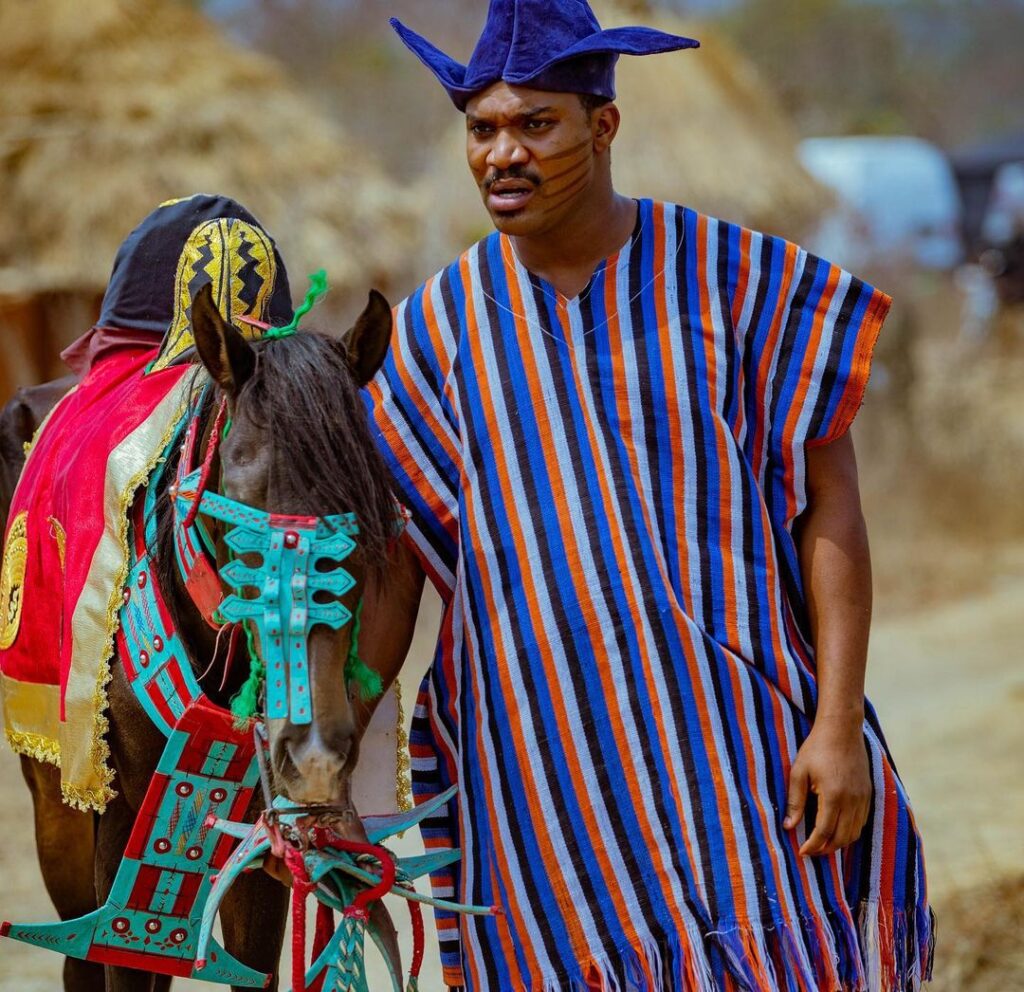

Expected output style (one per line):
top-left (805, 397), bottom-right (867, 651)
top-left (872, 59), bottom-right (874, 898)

top-left (344, 290), bottom-right (393, 386)
top-left (593, 102), bottom-right (621, 155)
top-left (190, 282), bottom-right (256, 396)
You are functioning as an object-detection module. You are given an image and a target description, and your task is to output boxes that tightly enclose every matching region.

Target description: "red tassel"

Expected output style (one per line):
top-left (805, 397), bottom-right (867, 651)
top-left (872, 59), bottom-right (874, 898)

top-left (408, 897), bottom-right (425, 982)
top-left (284, 846), bottom-right (314, 992)
top-left (312, 902), bottom-right (334, 967)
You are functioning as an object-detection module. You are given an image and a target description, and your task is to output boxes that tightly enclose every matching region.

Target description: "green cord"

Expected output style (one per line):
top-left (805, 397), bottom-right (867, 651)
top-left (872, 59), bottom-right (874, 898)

top-left (230, 621), bottom-right (265, 724)
top-left (345, 598), bottom-right (383, 703)
top-left (267, 269), bottom-right (329, 339)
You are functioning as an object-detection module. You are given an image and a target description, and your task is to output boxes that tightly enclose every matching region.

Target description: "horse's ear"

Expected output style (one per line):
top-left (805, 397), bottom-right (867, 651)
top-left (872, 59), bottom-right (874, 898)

top-left (344, 290), bottom-right (392, 387)
top-left (191, 283), bottom-right (256, 397)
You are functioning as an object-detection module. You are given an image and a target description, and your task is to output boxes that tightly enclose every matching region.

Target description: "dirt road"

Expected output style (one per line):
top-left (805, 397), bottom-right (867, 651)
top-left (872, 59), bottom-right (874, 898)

top-left (1, 579), bottom-right (1021, 990)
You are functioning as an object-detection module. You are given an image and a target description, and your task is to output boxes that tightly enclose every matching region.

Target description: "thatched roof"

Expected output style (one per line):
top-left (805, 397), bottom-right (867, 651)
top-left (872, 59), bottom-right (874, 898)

top-left (416, 1), bottom-right (830, 270)
top-left (0, 0), bottom-right (418, 304)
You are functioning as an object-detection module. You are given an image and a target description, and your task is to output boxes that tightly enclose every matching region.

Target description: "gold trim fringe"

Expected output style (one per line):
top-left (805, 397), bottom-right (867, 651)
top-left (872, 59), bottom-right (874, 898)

top-left (394, 679), bottom-right (413, 813)
top-left (6, 728), bottom-right (60, 766)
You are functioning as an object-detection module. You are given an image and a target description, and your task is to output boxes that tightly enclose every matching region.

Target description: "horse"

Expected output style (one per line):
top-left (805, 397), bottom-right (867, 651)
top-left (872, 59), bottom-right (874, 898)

top-left (2, 284), bottom-right (426, 992)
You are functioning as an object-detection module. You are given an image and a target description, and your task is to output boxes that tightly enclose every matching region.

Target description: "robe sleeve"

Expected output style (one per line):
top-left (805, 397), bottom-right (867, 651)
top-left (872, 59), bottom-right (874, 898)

top-left (732, 229), bottom-right (890, 587)
top-left (739, 233), bottom-right (890, 458)
top-left (363, 277), bottom-right (461, 599)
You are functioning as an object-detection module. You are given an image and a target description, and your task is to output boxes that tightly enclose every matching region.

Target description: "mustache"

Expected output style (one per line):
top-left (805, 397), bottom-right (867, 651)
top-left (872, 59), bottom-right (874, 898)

top-left (483, 167), bottom-right (543, 190)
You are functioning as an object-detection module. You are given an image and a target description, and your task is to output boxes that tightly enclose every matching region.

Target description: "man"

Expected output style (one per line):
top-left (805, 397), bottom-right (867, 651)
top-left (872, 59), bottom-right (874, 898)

top-left (365, 2), bottom-right (932, 989)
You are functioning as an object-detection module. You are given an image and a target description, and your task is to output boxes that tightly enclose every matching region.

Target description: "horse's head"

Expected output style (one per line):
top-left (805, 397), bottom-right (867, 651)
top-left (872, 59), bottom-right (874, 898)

top-left (189, 283), bottom-right (397, 810)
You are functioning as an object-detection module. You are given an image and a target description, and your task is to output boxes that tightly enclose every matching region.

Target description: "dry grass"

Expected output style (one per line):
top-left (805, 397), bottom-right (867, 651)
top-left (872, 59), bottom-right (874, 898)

top-left (0, 0), bottom-right (420, 307)
top-left (929, 874), bottom-right (1024, 992)
top-left (855, 279), bottom-right (1024, 616)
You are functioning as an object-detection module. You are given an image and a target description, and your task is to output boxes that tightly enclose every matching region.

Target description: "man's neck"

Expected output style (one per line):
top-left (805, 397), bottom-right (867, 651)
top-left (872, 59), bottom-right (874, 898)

top-left (510, 188), bottom-right (637, 299)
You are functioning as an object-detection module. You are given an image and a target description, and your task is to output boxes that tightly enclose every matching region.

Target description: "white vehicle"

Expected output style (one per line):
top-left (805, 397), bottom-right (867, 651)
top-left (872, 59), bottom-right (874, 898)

top-left (798, 135), bottom-right (963, 271)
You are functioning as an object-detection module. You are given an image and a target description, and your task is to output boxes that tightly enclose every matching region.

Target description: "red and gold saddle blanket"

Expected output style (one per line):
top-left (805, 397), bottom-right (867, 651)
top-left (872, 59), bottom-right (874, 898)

top-left (0, 346), bottom-right (194, 810)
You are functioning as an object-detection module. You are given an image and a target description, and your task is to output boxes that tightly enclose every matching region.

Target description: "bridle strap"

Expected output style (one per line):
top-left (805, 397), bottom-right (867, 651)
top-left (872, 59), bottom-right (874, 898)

top-left (183, 397), bottom-right (228, 531)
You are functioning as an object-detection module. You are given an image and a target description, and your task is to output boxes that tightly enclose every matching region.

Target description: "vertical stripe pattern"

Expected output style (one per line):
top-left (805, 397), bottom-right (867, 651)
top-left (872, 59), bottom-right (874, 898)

top-left (366, 201), bottom-right (931, 992)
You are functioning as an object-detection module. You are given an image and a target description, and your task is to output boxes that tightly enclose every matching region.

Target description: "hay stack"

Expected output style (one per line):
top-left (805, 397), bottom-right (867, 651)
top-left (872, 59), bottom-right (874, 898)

top-left (416, 1), bottom-right (829, 271)
top-left (0, 0), bottom-right (418, 305)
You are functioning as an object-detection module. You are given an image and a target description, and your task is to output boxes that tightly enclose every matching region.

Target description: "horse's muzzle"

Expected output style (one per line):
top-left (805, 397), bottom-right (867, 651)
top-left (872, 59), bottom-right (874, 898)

top-left (271, 719), bottom-right (357, 806)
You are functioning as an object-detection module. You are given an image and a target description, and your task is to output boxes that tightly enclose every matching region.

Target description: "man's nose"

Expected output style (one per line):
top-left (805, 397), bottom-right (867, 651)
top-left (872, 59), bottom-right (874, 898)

top-left (487, 129), bottom-right (529, 171)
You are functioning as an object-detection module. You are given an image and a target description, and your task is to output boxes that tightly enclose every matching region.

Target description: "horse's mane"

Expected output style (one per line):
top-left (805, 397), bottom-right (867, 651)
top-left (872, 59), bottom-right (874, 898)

top-left (152, 330), bottom-right (398, 614)
top-left (240, 330), bottom-right (398, 567)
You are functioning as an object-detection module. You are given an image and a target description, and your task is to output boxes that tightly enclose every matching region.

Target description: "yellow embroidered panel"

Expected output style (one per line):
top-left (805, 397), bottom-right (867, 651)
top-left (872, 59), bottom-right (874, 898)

top-left (0, 512), bottom-right (28, 650)
top-left (148, 217), bottom-right (278, 374)
top-left (1, 673), bottom-right (61, 766)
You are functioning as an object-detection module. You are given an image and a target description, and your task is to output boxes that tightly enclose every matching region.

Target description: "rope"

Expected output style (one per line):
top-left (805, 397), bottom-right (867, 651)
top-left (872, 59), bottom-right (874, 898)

top-left (337, 917), bottom-right (367, 992)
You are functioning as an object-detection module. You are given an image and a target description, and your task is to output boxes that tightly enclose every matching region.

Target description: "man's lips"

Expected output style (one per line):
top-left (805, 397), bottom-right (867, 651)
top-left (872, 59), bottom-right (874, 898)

top-left (485, 178), bottom-right (538, 213)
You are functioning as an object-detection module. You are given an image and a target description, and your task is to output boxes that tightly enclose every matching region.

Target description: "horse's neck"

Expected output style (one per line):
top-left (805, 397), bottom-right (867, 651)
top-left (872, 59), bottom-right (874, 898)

top-left (155, 400), bottom-right (246, 709)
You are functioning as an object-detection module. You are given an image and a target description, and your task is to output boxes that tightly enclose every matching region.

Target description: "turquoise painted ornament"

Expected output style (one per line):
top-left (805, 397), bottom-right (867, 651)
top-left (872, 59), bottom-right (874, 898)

top-left (2, 699), bottom-right (268, 986)
top-left (171, 408), bottom-right (395, 725)
top-left (176, 470), bottom-right (361, 726)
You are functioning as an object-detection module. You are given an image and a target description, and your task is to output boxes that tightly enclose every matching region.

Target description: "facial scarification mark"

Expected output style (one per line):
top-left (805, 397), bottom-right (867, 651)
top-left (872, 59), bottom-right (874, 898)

top-left (537, 137), bottom-right (591, 162)
top-left (535, 153), bottom-right (593, 215)
top-left (539, 154), bottom-right (592, 189)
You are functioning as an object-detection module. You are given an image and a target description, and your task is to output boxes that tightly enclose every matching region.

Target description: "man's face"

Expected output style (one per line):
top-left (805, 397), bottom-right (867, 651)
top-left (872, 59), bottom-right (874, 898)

top-left (465, 83), bottom-right (608, 238)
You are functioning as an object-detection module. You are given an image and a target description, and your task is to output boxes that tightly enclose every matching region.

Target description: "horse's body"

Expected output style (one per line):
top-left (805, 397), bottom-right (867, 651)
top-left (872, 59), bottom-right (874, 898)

top-left (0, 286), bottom-right (425, 991)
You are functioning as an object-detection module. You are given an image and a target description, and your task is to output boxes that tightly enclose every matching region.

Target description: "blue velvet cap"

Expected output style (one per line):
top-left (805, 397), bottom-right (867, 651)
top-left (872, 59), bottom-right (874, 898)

top-left (390, 0), bottom-right (699, 111)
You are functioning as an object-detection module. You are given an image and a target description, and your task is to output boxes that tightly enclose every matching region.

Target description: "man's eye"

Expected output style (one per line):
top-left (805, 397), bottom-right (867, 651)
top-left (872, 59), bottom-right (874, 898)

top-left (470, 124), bottom-right (495, 136)
top-left (524, 120), bottom-right (552, 130)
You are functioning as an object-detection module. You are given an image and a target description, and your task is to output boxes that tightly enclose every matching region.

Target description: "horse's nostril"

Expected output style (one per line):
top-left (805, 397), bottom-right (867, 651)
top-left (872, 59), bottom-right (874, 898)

top-left (274, 734), bottom-right (352, 805)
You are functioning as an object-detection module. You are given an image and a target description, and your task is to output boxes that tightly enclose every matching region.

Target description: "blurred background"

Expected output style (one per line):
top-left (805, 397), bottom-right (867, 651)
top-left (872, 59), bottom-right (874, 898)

top-left (1, 0), bottom-right (1022, 989)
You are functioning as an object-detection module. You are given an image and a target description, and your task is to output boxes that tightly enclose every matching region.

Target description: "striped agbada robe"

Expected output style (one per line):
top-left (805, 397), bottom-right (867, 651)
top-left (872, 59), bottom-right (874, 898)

top-left (365, 200), bottom-right (932, 992)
